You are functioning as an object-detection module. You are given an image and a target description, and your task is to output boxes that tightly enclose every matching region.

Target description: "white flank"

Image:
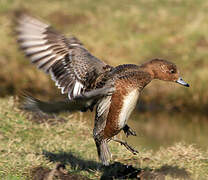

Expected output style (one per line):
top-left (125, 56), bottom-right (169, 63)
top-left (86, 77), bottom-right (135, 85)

top-left (118, 89), bottom-right (139, 129)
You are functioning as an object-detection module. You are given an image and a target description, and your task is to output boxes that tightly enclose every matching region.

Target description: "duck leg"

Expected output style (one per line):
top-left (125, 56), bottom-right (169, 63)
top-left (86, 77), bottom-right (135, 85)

top-left (112, 138), bottom-right (138, 155)
top-left (123, 124), bottom-right (137, 137)
top-left (95, 139), bottom-right (111, 166)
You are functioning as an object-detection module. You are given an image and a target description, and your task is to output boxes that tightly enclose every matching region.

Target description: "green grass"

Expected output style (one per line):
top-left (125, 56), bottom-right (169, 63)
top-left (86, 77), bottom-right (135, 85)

top-left (0, 97), bottom-right (208, 179)
top-left (0, 0), bottom-right (208, 111)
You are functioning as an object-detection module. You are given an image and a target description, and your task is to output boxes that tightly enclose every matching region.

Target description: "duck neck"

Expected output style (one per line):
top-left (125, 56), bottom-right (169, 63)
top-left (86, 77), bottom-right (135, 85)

top-left (139, 61), bottom-right (156, 80)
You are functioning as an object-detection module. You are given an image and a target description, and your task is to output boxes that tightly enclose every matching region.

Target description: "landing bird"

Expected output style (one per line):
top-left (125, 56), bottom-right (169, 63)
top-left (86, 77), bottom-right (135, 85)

top-left (16, 14), bottom-right (189, 166)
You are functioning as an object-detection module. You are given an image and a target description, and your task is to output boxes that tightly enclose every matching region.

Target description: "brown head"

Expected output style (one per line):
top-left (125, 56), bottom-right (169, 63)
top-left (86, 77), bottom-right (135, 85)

top-left (140, 59), bottom-right (189, 87)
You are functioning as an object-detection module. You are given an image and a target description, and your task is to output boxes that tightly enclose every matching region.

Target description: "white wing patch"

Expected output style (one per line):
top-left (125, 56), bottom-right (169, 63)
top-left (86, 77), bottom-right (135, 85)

top-left (72, 81), bottom-right (84, 97)
top-left (50, 69), bottom-right (84, 99)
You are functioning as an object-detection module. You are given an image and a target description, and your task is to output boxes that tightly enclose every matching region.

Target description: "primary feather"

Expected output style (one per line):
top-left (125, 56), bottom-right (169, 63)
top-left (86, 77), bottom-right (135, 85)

top-left (16, 14), bottom-right (112, 100)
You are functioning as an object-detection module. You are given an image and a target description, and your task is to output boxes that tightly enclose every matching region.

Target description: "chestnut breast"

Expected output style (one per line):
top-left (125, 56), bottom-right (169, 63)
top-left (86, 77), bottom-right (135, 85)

top-left (103, 78), bottom-right (139, 139)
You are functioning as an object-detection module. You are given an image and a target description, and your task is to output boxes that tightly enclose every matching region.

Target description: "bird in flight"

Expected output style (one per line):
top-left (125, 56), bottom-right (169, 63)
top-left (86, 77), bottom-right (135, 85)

top-left (16, 14), bottom-right (189, 166)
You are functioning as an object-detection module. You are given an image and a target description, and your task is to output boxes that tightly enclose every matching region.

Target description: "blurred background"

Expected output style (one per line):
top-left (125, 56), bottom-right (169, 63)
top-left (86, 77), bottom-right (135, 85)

top-left (0, 0), bottom-right (207, 150)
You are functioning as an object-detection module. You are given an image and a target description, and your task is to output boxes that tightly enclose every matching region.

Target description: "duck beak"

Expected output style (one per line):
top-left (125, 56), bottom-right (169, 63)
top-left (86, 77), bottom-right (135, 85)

top-left (176, 77), bottom-right (189, 87)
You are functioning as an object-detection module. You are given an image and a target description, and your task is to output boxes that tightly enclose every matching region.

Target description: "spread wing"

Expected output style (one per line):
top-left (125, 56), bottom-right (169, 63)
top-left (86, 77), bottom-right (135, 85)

top-left (16, 14), bottom-right (111, 100)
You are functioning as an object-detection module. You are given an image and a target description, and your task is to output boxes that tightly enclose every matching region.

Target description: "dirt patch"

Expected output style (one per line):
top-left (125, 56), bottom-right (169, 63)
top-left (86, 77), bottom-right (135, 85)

top-left (101, 162), bottom-right (189, 180)
top-left (30, 163), bottom-right (91, 180)
top-left (101, 162), bottom-right (142, 179)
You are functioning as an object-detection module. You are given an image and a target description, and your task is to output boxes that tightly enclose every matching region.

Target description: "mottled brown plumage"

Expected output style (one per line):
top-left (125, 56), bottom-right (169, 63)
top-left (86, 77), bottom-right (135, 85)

top-left (16, 14), bottom-right (189, 166)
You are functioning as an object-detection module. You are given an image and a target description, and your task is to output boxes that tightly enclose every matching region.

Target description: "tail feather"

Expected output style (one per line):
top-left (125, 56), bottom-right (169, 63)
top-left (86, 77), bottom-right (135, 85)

top-left (20, 93), bottom-right (84, 113)
top-left (20, 86), bottom-right (115, 114)
top-left (96, 140), bottom-right (111, 166)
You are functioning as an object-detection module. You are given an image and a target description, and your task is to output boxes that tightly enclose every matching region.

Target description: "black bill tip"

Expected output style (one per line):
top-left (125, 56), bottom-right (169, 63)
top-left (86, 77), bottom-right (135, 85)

top-left (176, 77), bottom-right (190, 87)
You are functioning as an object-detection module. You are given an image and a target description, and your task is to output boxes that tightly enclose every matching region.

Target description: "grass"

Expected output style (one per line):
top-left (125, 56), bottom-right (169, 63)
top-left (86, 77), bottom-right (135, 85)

top-left (0, 97), bottom-right (208, 179)
top-left (0, 0), bottom-right (208, 111)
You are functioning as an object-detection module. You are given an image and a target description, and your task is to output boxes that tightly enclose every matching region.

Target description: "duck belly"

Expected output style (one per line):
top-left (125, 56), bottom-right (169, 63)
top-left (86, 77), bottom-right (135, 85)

top-left (118, 89), bottom-right (139, 129)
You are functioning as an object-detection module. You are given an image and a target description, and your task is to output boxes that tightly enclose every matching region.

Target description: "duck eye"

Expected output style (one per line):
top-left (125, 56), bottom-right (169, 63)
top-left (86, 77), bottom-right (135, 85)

top-left (170, 69), bottom-right (175, 74)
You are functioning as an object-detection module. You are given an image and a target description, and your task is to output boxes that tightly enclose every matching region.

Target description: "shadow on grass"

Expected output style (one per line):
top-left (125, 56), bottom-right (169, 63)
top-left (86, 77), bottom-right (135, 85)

top-left (42, 150), bottom-right (190, 180)
top-left (30, 164), bottom-right (91, 180)
top-left (43, 150), bottom-right (142, 179)
top-left (155, 165), bottom-right (190, 179)
top-left (43, 150), bottom-right (101, 171)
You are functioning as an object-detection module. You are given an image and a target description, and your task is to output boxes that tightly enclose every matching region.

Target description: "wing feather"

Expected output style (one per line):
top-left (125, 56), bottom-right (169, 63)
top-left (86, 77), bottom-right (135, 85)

top-left (16, 14), bottom-right (111, 100)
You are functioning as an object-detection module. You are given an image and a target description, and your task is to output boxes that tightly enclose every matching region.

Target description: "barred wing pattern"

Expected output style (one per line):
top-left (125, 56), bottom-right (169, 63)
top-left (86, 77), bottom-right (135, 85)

top-left (16, 14), bottom-right (108, 100)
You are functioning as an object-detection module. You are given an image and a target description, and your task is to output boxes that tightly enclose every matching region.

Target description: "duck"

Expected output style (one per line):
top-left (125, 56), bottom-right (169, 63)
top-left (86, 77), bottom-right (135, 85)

top-left (16, 14), bottom-right (189, 166)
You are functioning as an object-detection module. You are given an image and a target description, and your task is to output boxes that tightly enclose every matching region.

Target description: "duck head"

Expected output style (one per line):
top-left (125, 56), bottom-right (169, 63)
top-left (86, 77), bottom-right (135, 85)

top-left (141, 59), bottom-right (189, 87)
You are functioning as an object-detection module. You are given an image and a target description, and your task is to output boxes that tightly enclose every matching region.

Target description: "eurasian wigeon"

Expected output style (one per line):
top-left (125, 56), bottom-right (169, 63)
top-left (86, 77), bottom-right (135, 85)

top-left (16, 14), bottom-right (189, 166)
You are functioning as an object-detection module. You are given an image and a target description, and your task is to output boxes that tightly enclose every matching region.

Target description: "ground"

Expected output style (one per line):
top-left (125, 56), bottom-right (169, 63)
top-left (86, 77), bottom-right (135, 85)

top-left (0, 97), bottom-right (207, 179)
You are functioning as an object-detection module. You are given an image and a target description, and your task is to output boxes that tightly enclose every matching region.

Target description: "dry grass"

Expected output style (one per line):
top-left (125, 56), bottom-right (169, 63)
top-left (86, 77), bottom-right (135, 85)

top-left (0, 97), bottom-right (208, 179)
top-left (0, 0), bottom-right (208, 111)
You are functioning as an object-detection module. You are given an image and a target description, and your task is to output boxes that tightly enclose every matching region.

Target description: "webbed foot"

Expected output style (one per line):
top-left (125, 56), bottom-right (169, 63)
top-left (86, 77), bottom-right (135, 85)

top-left (113, 138), bottom-right (138, 155)
top-left (123, 124), bottom-right (137, 137)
